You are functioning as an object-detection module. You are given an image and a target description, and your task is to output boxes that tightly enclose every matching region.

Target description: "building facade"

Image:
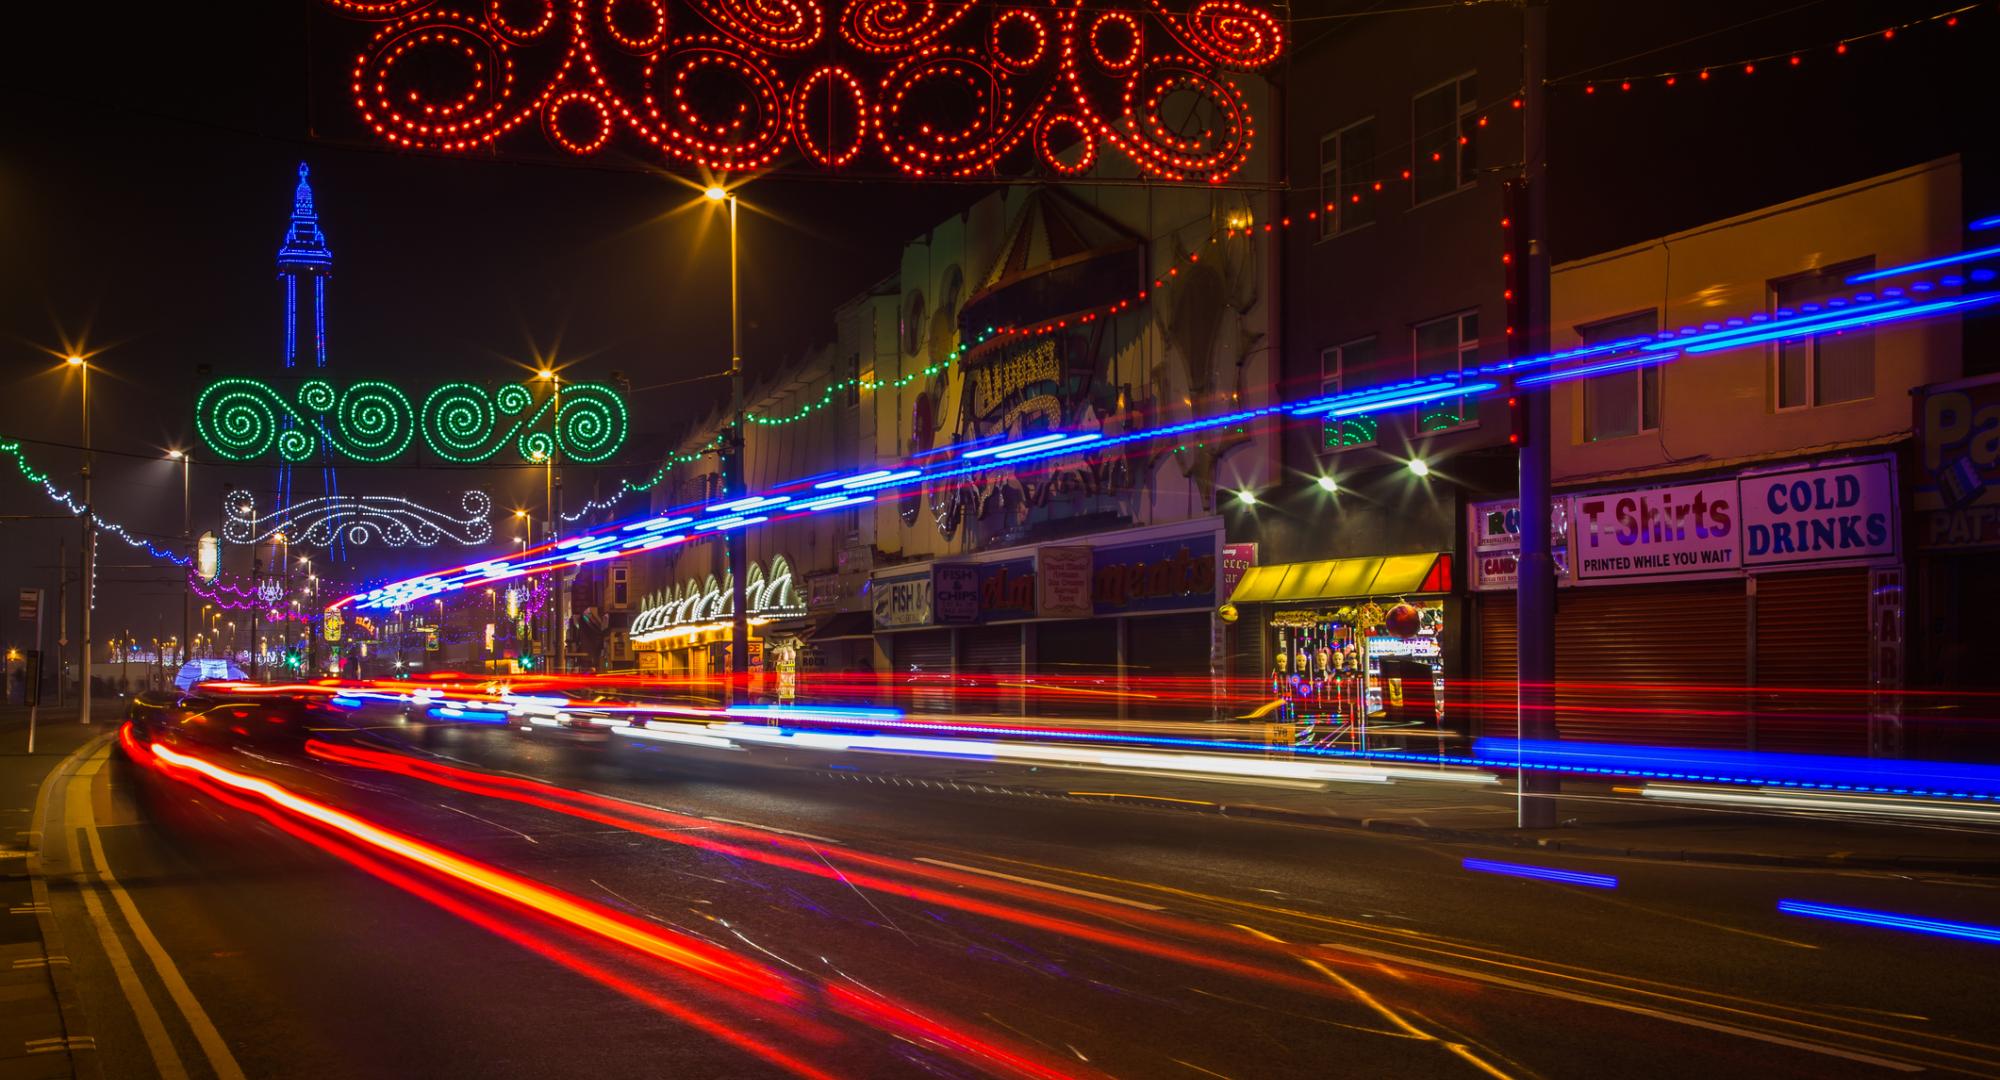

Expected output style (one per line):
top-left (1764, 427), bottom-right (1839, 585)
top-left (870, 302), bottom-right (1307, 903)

top-left (1470, 159), bottom-right (1966, 756)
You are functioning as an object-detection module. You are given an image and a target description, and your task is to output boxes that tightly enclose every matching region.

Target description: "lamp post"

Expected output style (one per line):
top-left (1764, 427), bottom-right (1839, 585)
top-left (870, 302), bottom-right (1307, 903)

top-left (67, 355), bottom-right (93, 725)
top-left (704, 186), bottom-right (750, 700)
top-left (535, 366), bottom-right (567, 674)
top-left (168, 448), bottom-right (191, 669)
top-left (514, 508), bottom-right (533, 665)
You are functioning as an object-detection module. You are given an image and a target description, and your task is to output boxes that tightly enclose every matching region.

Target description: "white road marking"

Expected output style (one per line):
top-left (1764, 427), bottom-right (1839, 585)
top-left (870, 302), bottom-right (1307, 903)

top-left (74, 743), bottom-right (249, 1080)
top-left (705, 817), bottom-right (845, 845)
top-left (914, 858), bottom-right (1167, 911)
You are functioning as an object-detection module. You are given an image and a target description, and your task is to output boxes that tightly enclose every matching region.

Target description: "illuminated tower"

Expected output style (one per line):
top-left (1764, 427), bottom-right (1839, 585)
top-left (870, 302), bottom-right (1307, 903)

top-left (274, 163), bottom-right (342, 555)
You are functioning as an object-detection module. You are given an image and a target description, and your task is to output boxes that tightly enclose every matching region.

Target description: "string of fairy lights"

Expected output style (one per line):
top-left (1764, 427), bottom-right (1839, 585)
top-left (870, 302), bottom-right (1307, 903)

top-left (1559, 2), bottom-right (1982, 96)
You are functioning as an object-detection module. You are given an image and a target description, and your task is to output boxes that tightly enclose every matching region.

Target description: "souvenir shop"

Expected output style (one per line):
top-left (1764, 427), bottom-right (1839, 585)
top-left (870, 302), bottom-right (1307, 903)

top-left (1224, 553), bottom-right (1454, 750)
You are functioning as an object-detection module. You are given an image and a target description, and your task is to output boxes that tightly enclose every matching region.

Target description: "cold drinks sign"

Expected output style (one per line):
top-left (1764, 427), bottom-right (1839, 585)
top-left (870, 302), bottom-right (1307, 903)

top-left (1739, 461), bottom-right (1896, 568)
top-left (1471, 456), bottom-right (1897, 590)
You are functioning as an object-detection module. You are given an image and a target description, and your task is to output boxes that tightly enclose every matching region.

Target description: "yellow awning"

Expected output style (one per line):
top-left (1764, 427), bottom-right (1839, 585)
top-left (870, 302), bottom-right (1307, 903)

top-left (1227, 553), bottom-right (1449, 605)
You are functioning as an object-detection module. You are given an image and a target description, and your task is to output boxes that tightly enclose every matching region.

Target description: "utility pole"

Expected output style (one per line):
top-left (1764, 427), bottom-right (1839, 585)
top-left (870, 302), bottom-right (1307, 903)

top-left (75, 356), bottom-right (93, 726)
top-left (1514, 0), bottom-right (1559, 828)
top-left (55, 538), bottom-right (66, 707)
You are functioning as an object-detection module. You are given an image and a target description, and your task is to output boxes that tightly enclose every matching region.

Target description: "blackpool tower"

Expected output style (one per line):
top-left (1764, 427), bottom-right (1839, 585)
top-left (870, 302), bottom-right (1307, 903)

top-left (274, 162), bottom-right (343, 557)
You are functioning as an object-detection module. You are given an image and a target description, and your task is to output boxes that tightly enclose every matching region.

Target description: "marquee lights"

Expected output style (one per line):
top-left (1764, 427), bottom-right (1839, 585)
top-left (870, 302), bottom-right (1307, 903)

top-left (226, 490), bottom-right (495, 547)
top-left (196, 377), bottom-right (629, 464)
top-left (320, 0), bottom-right (1284, 182)
top-left (337, 254), bottom-right (1998, 613)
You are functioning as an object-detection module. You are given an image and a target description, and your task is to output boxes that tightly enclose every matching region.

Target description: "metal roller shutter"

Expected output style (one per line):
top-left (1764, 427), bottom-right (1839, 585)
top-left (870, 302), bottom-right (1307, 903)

top-left (1553, 583), bottom-right (1749, 747)
top-left (1754, 568), bottom-right (1868, 754)
top-left (958, 625), bottom-right (1025, 715)
top-left (1476, 583), bottom-right (1749, 746)
top-left (1475, 594), bottom-right (1518, 740)
top-left (1033, 618), bottom-right (1123, 719)
top-left (892, 630), bottom-right (955, 714)
top-left (1125, 612), bottom-right (1215, 721)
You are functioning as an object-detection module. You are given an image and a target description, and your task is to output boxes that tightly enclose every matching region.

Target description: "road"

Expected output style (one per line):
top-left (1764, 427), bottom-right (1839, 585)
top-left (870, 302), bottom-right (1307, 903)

top-left (22, 705), bottom-right (2000, 1079)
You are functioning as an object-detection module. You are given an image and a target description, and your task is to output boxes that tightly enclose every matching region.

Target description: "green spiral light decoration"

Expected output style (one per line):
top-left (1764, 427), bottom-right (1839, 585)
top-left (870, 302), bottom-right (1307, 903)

top-left (554, 383), bottom-right (629, 463)
top-left (197, 377), bottom-right (629, 464)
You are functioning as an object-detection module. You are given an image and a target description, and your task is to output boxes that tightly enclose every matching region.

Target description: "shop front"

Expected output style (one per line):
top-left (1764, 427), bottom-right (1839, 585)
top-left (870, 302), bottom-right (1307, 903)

top-left (871, 521), bottom-right (1225, 717)
top-left (1471, 453), bottom-right (1903, 754)
top-left (1224, 553), bottom-right (1454, 750)
top-left (629, 555), bottom-right (805, 690)
top-left (1911, 376), bottom-right (2000, 760)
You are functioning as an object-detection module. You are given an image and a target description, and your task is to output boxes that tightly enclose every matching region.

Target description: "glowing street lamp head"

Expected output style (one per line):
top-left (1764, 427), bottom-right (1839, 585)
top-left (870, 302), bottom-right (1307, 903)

top-left (1315, 475), bottom-right (1340, 493)
top-left (704, 186), bottom-right (728, 202)
top-left (536, 368), bottom-right (555, 381)
top-left (1235, 489), bottom-right (1258, 507)
top-left (166, 448), bottom-right (185, 460)
top-left (64, 355), bottom-right (84, 367)
top-left (1408, 458), bottom-right (1431, 478)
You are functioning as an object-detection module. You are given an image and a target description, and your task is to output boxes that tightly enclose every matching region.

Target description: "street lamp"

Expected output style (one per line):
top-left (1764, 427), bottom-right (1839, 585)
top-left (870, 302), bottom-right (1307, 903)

top-left (67, 354), bottom-right (94, 725)
top-left (702, 185), bottom-right (750, 697)
top-left (168, 448), bottom-right (192, 668)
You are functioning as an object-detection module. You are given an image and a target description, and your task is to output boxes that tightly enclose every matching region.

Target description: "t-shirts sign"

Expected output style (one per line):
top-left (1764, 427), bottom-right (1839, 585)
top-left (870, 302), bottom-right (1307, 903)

top-left (1571, 480), bottom-right (1738, 583)
top-left (1739, 459), bottom-right (1896, 568)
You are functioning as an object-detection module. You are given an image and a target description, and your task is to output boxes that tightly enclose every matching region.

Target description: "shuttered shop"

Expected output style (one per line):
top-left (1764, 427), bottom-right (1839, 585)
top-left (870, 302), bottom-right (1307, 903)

top-left (1753, 568), bottom-right (1869, 754)
top-left (958, 625), bottom-right (1026, 715)
top-left (1123, 611), bottom-right (1215, 721)
top-left (892, 630), bottom-right (955, 714)
top-left (1475, 582), bottom-right (1750, 747)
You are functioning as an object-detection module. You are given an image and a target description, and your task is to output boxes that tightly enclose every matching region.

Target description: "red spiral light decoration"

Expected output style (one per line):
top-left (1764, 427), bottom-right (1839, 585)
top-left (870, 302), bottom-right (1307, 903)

top-left (323, 0), bottom-right (1283, 180)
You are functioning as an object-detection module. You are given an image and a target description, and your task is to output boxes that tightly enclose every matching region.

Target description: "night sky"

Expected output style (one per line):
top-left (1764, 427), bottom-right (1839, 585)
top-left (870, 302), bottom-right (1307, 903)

top-left (0, 0), bottom-right (1987, 654)
top-left (0, 3), bottom-right (981, 650)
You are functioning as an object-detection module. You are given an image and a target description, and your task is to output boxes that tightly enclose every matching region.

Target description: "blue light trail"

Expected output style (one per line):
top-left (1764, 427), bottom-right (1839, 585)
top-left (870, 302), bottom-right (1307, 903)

top-left (1461, 858), bottom-right (1619, 889)
top-left (1777, 901), bottom-right (2000, 945)
top-left (336, 253), bottom-right (1998, 612)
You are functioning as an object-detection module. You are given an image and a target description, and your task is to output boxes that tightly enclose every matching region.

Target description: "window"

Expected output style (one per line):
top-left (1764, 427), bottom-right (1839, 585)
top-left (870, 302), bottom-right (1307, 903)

top-left (1412, 73), bottom-right (1477, 204)
top-left (1578, 310), bottom-right (1660, 442)
top-left (1318, 118), bottom-right (1377, 239)
top-left (1412, 311), bottom-right (1478, 433)
top-left (1772, 258), bottom-right (1875, 409)
top-left (1320, 337), bottom-right (1381, 450)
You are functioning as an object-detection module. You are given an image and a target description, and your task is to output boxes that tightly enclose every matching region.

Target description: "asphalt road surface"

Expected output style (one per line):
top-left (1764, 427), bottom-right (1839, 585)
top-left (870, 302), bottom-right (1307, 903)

top-left (31, 706), bottom-right (2000, 1079)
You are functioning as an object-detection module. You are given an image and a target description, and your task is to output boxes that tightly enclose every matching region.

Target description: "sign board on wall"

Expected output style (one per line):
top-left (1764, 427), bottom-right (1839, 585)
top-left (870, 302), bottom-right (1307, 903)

top-left (1037, 546), bottom-right (1094, 618)
top-left (1092, 534), bottom-right (1219, 615)
top-left (1914, 375), bottom-right (2000, 549)
top-left (872, 572), bottom-right (934, 629)
top-left (1472, 457), bottom-right (1900, 590)
top-left (1467, 499), bottom-right (1570, 591)
top-left (1739, 459), bottom-right (1897, 569)
top-left (1220, 542), bottom-right (1258, 600)
top-left (974, 558), bottom-right (1038, 623)
top-left (933, 565), bottom-right (980, 624)
top-left (1571, 480), bottom-right (1739, 583)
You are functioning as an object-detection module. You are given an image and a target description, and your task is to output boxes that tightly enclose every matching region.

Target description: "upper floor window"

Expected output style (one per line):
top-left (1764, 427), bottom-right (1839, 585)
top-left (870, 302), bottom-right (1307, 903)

top-left (1413, 73), bottom-right (1477, 205)
top-left (1318, 118), bottom-right (1378, 239)
top-left (1579, 310), bottom-right (1661, 442)
top-left (1413, 311), bottom-right (1479, 434)
top-left (1772, 258), bottom-right (1875, 409)
top-left (1320, 337), bottom-right (1381, 451)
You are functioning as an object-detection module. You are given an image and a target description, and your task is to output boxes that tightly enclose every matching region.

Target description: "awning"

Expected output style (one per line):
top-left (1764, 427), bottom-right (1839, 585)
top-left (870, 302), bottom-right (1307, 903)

top-left (1227, 553), bottom-right (1451, 605)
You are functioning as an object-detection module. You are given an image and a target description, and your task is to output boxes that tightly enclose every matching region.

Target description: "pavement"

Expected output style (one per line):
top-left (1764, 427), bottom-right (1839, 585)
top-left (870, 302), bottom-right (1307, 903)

top-left (0, 707), bottom-right (102, 1080)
